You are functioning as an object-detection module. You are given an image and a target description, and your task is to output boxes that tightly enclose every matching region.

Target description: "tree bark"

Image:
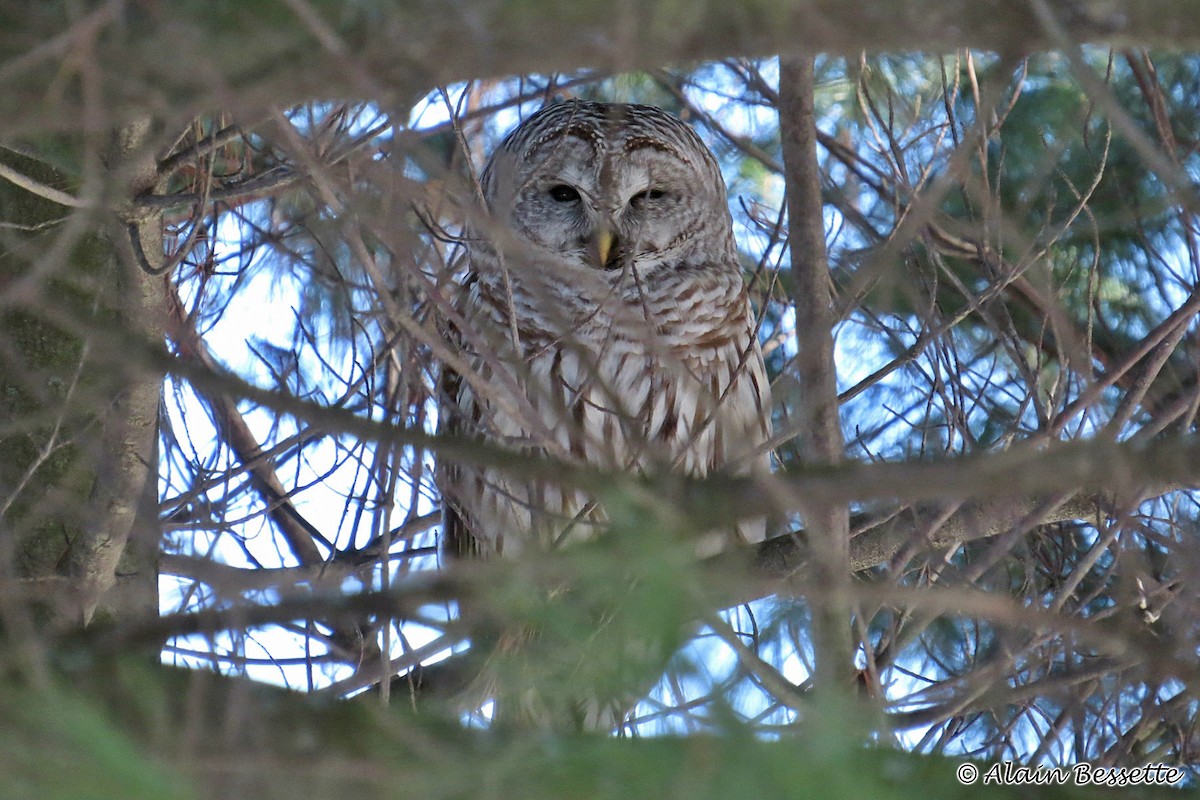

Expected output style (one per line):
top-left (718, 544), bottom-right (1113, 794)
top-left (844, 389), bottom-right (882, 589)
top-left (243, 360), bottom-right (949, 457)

top-left (778, 56), bottom-right (853, 691)
top-left (0, 128), bottom-right (164, 631)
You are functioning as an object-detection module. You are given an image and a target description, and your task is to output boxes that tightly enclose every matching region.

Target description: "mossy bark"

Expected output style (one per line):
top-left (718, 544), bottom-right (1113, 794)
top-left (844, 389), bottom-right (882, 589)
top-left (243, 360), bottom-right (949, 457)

top-left (0, 140), bottom-right (163, 634)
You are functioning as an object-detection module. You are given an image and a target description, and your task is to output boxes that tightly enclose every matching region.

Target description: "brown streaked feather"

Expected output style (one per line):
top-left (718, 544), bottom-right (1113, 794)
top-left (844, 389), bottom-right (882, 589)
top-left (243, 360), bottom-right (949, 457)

top-left (439, 100), bottom-right (773, 561)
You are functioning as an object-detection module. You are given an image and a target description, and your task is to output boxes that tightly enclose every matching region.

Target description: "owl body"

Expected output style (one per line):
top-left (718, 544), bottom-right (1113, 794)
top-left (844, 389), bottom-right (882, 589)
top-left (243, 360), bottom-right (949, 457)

top-left (441, 101), bottom-right (771, 559)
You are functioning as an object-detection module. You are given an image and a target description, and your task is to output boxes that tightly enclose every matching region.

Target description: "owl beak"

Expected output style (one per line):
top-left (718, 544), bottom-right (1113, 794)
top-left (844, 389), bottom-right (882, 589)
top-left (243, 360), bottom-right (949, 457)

top-left (592, 226), bottom-right (616, 269)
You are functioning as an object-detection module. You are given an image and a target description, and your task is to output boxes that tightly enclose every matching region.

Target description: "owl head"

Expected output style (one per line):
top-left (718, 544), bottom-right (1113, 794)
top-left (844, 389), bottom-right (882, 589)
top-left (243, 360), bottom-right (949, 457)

top-left (477, 101), bottom-right (738, 281)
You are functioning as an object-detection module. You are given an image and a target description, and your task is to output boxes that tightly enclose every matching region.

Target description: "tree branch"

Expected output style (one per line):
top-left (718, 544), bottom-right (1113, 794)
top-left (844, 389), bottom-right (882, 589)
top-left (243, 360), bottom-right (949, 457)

top-left (751, 492), bottom-right (1115, 583)
top-left (1, 2), bottom-right (1197, 138)
top-left (63, 120), bottom-right (165, 627)
top-left (165, 287), bottom-right (327, 567)
top-left (779, 54), bottom-right (852, 689)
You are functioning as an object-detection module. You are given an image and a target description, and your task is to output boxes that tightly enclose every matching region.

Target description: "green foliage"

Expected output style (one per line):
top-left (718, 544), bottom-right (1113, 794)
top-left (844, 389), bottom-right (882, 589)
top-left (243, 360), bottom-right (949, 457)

top-left (13, 657), bottom-right (1192, 800)
top-left (465, 487), bottom-right (716, 728)
top-left (0, 683), bottom-right (194, 800)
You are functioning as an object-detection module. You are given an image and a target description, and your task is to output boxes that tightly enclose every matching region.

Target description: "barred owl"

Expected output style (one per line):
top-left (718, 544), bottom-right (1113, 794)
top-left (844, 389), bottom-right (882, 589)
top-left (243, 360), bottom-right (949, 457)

top-left (440, 100), bottom-right (772, 562)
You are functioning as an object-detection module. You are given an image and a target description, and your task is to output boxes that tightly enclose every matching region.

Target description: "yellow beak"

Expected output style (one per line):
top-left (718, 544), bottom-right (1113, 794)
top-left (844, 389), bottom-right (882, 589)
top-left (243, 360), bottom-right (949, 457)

top-left (594, 226), bottom-right (615, 267)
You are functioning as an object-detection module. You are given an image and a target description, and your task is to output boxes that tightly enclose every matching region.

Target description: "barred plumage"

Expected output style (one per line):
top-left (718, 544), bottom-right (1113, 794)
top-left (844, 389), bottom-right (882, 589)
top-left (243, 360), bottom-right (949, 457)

top-left (440, 100), bottom-right (772, 558)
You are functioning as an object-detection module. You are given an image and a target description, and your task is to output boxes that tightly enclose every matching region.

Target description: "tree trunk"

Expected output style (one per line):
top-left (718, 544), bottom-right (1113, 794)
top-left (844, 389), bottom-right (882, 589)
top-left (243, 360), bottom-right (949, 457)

top-left (0, 131), bottom-right (163, 635)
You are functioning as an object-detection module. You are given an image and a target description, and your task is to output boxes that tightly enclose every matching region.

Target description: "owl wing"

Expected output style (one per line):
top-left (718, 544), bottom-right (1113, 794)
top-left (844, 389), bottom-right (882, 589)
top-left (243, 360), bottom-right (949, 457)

top-left (436, 272), bottom-right (484, 560)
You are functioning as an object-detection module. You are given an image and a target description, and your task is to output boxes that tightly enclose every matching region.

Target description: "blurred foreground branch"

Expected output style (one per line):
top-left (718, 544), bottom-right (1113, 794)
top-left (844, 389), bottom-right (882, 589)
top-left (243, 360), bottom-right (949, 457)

top-left (137, 482), bottom-right (1161, 652)
top-left (1, 2), bottom-right (1197, 137)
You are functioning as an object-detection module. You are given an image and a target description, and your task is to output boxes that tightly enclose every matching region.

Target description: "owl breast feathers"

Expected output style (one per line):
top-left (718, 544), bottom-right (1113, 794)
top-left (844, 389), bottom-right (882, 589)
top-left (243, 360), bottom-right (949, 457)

top-left (440, 100), bottom-right (772, 558)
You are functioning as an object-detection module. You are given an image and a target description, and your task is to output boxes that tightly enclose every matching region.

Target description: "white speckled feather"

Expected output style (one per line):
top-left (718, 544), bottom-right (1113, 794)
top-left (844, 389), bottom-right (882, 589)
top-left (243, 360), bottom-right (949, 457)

top-left (439, 101), bottom-right (772, 560)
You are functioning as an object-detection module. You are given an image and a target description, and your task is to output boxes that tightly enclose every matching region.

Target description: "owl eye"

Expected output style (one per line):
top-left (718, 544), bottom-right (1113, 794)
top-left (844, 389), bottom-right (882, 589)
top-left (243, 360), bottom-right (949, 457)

top-left (548, 184), bottom-right (581, 203)
top-left (629, 188), bottom-right (667, 208)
